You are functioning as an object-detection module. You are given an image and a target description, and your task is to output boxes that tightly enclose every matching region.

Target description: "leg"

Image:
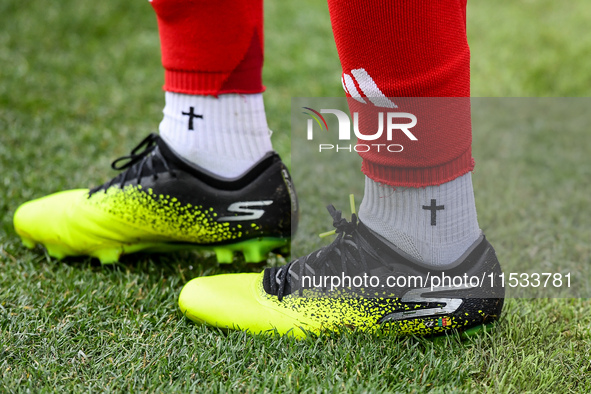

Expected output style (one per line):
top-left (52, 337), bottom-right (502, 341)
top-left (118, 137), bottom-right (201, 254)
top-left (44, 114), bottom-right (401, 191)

top-left (152, 0), bottom-right (272, 178)
top-left (330, 0), bottom-right (477, 266)
top-left (179, 0), bottom-right (504, 337)
top-left (13, 0), bottom-right (298, 263)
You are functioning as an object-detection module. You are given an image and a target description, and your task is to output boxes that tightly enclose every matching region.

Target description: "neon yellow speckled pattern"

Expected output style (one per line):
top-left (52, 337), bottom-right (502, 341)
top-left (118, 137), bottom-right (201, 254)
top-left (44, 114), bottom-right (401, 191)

top-left (179, 273), bottom-right (492, 339)
top-left (14, 185), bottom-right (283, 263)
top-left (87, 185), bottom-right (248, 243)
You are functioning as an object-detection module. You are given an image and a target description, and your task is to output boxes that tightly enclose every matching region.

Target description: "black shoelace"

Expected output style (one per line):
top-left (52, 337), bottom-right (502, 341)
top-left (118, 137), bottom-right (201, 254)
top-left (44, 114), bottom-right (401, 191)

top-left (270, 204), bottom-right (379, 301)
top-left (89, 133), bottom-right (176, 196)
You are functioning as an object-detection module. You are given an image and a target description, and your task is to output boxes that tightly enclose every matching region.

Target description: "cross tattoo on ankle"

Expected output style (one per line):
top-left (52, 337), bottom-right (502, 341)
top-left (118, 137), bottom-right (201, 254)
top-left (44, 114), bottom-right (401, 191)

top-left (182, 107), bottom-right (203, 130)
top-left (422, 199), bottom-right (444, 226)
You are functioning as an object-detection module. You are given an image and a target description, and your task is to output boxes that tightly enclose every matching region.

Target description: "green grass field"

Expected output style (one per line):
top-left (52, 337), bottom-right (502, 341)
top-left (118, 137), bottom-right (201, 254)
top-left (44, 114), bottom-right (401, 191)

top-left (1, 0), bottom-right (591, 391)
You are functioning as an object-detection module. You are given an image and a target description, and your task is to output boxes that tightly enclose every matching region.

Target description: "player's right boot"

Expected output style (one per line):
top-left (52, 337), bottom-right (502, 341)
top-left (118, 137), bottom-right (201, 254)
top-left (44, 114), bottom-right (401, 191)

top-left (14, 133), bottom-right (298, 263)
top-left (179, 202), bottom-right (504, 338)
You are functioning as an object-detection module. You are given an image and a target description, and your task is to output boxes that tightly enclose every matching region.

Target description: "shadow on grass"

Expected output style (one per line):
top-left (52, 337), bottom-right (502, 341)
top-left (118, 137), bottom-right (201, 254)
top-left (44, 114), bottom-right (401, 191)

top-left (28, 244), bottom-right (286, 285)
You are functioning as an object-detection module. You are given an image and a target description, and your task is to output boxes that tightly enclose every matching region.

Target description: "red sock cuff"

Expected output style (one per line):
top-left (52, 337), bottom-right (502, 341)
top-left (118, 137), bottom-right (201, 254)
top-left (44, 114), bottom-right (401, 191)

top-left (152, 0), bottom-right (264, 95)
top-left (328, 0), bottom-right (473, 187)
top-left (361, 149), bottom-right (475, 188)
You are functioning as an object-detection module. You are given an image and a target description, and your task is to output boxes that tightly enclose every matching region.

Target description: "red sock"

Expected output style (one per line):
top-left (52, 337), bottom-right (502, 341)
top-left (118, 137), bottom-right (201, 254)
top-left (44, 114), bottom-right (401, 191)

top-left (327, 0), bottom-right (473, 187)
top-left (151, 0), bottom-right (264, 95)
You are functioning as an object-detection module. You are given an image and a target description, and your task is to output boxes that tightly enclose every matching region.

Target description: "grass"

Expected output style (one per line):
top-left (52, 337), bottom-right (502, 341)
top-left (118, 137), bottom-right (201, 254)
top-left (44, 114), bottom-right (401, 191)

top-left (1, 0), bottom-right (591, 391)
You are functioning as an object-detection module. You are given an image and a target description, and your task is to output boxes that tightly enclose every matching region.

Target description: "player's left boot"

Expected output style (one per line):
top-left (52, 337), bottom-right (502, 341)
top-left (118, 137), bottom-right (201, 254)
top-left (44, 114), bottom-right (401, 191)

top-left (13, 133), bottom-right (297, 263)
top-left (179, 202), bottom-right (504, 338)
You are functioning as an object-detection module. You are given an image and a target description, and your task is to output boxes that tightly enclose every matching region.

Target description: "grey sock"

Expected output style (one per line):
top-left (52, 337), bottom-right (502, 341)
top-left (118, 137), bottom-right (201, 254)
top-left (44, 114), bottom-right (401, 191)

top-left (358, 173), bottom-right (481, 266)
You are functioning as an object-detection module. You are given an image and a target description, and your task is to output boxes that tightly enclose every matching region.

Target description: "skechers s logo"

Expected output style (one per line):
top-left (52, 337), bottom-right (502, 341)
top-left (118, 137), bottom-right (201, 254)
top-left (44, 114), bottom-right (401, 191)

top-left (218, 201), bottom-right (273, 222)
top-left (378, 285), bottom-right (473, 324)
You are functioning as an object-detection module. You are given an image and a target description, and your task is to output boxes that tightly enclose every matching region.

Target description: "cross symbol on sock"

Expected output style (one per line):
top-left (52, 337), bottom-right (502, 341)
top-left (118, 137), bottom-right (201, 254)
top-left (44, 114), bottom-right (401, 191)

top-left (182, 106), bottom-right (203, 130)
top-left (422, 199), bottom-right (444, 226)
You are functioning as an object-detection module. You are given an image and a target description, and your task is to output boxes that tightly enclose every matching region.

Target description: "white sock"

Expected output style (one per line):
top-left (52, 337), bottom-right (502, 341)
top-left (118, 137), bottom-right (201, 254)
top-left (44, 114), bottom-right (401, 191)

top-left (159, 92), bottom-right (273, 178)
top-left (358, 173), bottom-right (481, 267)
